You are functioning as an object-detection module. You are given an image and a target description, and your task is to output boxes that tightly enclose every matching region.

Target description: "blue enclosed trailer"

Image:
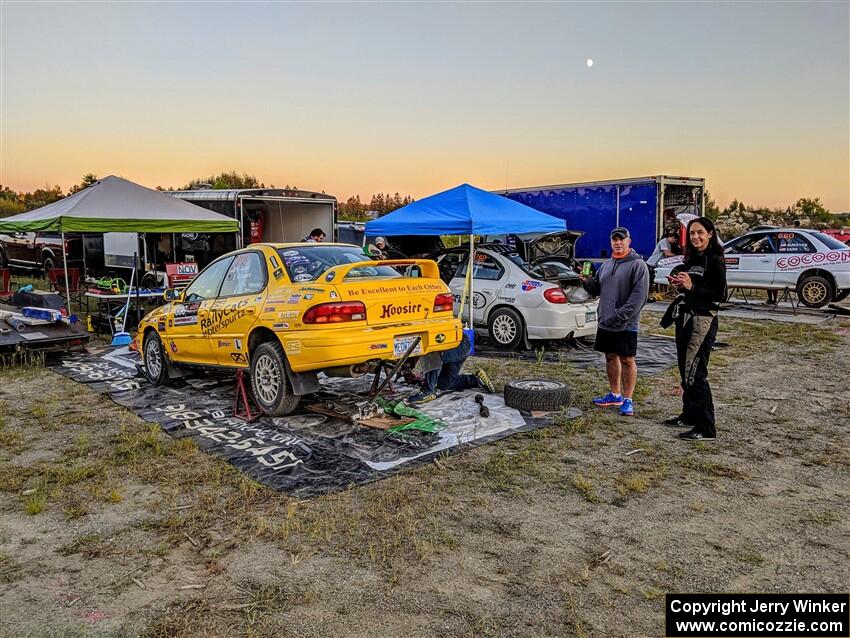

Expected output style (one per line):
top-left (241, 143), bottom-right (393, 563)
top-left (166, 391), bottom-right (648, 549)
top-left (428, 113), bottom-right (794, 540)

top-left (499, 176), bottom-right (705, 262)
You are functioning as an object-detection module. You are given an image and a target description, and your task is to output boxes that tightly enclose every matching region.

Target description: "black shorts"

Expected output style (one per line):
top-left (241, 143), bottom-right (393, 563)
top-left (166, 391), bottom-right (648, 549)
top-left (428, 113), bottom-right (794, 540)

top-left (593, 328), bottom-right (638, 358)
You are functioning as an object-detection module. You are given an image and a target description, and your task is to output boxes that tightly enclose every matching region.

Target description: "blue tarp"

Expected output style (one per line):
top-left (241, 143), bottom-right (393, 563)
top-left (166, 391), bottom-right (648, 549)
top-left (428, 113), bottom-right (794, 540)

top-left (365, 183), bottom-right (565, 236)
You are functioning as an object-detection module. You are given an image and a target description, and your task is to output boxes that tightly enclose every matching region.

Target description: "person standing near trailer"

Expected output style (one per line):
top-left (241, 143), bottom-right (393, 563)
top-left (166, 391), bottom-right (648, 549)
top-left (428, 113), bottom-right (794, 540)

top-left (302, 228), bottom-right (326, 243)
top-left (660, 217), bottom-right (727, 441)
top-left (580, 227), bottom-right (650, 417)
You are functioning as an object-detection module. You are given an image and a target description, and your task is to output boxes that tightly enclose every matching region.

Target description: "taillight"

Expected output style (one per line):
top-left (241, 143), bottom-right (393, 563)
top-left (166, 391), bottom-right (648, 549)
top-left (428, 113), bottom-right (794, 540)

top-left (303, 301), bottom-right (366, 324)
top-left (543, 287), bottom-right (567, 304)
top-left (433, 293), bottom-right (454, 312)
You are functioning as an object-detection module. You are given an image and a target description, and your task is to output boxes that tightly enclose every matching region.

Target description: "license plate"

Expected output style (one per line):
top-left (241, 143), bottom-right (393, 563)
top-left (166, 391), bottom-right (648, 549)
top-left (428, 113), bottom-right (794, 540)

top-left (393, 334), bottom-right (423, 358)
top-left (585, 311), bottom-right (597, 323)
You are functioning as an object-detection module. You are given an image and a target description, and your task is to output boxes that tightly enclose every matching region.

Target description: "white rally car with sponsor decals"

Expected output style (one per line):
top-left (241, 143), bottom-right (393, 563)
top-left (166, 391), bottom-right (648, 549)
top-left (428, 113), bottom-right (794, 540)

top-left (654, 229), bottom-right (850, 308)
top-left (428, 240), bottom-right (598, 349)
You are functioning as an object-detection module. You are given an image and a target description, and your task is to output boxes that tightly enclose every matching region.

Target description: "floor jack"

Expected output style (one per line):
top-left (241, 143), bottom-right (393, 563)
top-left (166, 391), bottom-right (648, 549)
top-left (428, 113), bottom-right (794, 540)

top-left (233, 369), bottom-right (264, 422)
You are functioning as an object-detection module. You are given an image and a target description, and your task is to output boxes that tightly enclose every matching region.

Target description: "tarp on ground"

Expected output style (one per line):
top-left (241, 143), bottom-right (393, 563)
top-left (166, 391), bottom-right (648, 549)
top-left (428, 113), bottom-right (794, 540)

top-left (472, 333), bottom-right (679, 374)
top-left (365, 183), bottom-right (565, 236)
top-left (51, 348), bottom-right (576, 497)
top-left (0, 176), bottom-right (239, 234)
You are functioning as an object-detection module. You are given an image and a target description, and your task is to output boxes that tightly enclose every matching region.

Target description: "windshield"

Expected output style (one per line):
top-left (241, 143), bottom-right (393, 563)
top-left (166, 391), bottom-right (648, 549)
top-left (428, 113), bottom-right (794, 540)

top-left (812, 232), bottom-right (850, 251)
top-left (276, 245), bottom-right (402, 283)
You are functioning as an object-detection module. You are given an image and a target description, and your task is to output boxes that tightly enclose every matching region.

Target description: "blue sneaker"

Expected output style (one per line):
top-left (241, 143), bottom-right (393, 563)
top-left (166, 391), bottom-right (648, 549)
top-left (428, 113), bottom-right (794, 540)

top-left (619, 398), bottom-right (634, 416)
top-left (592, 392), bottom-right (623, 407)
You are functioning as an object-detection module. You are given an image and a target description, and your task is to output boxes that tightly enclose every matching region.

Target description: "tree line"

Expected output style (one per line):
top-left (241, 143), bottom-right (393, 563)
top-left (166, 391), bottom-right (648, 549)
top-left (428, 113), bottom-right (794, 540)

top-left (1, 174), bottom-right (843, 228)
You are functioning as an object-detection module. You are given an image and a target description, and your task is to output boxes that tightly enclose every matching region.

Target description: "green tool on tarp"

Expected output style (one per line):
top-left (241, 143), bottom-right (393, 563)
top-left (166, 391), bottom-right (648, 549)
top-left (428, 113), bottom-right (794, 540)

top-left (374, 397), bottom-right (446, 433)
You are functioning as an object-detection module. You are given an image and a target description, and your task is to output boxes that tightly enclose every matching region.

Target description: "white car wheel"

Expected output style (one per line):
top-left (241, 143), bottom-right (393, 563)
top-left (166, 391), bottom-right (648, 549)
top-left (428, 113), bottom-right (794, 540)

top-left (488, 307), bottom-right (524, 349)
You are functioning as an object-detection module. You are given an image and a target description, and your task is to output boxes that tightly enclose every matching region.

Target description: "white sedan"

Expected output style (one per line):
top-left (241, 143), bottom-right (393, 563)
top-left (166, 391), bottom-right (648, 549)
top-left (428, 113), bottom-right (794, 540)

top-left (654, 228), bottom-right (850, 308)
top-left (429, 242), bottom-right (598, 349)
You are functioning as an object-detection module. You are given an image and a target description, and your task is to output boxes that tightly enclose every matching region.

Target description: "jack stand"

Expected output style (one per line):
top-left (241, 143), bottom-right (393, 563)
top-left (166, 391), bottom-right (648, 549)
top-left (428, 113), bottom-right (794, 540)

top-left (233, 369), bottom-right (264, 422)
top-left (369, 362), bottom-right (396, 395)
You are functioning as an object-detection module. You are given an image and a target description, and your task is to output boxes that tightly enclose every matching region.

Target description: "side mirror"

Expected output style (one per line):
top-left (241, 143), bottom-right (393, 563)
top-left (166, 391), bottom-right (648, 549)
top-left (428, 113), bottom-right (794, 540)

top-left (163, 288), bottom-right (183, 302)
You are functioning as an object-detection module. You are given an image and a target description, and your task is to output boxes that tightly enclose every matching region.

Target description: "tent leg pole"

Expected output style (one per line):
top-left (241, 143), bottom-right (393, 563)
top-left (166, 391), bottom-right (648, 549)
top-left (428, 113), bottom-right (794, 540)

top-left (61, 230), bottom-right (71, 316)
top-left (468, 233), bottom-right (474, 328)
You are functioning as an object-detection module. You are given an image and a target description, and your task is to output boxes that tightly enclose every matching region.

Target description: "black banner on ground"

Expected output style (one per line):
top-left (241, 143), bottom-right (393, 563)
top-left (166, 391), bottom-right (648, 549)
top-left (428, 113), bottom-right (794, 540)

top-left (666, 593), bottom-right (849, 637)
top-left (51, 348), bottom-right (571, 497)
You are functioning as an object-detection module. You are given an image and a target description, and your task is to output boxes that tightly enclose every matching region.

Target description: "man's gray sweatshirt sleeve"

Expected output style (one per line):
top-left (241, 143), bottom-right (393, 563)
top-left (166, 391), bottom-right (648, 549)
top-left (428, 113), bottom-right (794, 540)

top-left (614, 261), bottom-right (650, 323)
top-left (582, 273), bottom-right (601, 297)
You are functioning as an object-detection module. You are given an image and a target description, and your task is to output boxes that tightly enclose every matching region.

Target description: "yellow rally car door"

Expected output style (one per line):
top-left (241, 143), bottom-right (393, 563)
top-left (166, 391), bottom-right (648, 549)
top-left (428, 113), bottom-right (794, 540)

top-left (205, 251), bottom-right (267, 367)
top-left (166, 256), bottom-right (234, 363)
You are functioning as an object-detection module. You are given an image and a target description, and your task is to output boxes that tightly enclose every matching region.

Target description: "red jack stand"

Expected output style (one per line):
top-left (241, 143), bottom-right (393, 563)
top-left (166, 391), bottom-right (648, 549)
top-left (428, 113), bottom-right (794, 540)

top-left (233, 369), bottom-right (264, 422)
top-left (369, 362), bottom-right (396, 395)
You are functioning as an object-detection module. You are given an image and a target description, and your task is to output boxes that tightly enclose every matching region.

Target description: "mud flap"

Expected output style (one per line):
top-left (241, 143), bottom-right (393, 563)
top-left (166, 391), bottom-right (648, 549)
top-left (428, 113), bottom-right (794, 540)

top-left (285, 358), bottom-right (320, 395)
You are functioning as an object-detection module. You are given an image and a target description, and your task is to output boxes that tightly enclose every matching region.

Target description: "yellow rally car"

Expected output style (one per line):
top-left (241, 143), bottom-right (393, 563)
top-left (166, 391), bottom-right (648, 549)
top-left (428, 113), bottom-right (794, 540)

top-left (137, 243), bottom-right (462, 415)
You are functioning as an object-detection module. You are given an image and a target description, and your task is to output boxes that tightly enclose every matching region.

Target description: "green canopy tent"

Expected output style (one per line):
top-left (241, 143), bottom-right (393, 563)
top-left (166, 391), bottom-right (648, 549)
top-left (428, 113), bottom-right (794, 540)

top-left (0, 175), bottom-right (239, 314)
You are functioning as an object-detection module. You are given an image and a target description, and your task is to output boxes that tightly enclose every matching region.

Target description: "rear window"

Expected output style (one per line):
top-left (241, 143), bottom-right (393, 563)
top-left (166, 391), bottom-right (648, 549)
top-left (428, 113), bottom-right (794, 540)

top-left (276, 245), bottom-right (401, 282)
top-left (812, 232), bottom-right (850, 251)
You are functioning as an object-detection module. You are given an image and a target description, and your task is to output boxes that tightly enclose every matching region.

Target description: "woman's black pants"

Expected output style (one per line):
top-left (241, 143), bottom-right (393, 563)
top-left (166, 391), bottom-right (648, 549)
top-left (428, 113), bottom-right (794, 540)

top-left (675, 312), bottom-right (719, 436)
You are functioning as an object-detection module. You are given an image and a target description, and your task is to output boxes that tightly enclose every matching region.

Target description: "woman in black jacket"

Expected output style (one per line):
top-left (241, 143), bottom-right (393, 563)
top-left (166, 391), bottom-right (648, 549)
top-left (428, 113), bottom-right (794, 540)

top-left (661, 217), bottom-right (727, 441)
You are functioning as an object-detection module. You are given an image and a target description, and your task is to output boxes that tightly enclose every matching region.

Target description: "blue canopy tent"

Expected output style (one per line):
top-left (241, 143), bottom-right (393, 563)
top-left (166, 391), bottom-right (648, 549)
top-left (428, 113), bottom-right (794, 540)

top-left (365, 183), bottom-right (565, 326)
top-left (365, 183), bottom-right (564, 236)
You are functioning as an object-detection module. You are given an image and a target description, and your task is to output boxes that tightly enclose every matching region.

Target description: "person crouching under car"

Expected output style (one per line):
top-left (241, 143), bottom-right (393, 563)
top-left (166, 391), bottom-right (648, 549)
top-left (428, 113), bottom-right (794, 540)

top-left (407, 333), bottom-right (495, 404)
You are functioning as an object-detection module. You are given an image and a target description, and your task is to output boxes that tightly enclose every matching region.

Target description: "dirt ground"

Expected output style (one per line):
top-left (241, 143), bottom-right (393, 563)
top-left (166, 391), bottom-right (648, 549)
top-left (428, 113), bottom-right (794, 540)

top-left (1, 312), bottom-right (849, 637)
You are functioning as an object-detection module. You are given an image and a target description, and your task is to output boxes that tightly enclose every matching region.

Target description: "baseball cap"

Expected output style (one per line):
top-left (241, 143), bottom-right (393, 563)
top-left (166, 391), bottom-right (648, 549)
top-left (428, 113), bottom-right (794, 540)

top-left (610, 227), bottom-right (630, 239)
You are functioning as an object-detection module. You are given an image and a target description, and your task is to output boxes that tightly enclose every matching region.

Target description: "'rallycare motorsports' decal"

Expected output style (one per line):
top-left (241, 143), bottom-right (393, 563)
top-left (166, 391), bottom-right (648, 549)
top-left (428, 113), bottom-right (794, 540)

top-left (521, 280), bottom-right (543, 292)
top-left (380, 301), bottom-right (423, 319)
top-left (201, 299), bottom-right (249, 336)
top-left (777, 251), bottom-right (850, 270)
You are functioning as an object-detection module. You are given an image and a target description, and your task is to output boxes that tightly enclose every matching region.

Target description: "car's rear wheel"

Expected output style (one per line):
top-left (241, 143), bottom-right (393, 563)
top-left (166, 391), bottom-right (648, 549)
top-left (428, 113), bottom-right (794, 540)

top-left (797, 275), bottom-right (834, 308)
top-left (250, 341), bottom-right (300, 416)
top-left (143, 331), bottom-right (170, 386)
top-left (488, 307), bottom-right (524, 349)
top-left (42, 254), bottom-right (56, 273)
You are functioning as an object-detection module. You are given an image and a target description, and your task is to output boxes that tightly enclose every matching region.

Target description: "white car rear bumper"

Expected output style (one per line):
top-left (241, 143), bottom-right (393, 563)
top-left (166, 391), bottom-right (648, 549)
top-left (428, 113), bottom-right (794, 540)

top-left (525, 302), bottom-right (599, 340)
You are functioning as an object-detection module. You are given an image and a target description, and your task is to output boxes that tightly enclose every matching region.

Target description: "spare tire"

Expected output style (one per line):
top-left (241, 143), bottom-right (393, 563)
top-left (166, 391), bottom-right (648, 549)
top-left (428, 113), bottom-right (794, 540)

top-left (504, 379), bottom-right (571, 412)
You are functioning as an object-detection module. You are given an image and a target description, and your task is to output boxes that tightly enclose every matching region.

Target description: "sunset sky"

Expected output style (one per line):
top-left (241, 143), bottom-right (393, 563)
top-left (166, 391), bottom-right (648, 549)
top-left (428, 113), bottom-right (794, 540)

top-left (1, 1), bottom-right (848, 210)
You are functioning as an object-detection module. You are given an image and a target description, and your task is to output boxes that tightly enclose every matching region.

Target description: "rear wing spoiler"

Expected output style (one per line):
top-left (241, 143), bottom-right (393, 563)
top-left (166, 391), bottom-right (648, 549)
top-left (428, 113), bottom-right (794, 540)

top-left (322, 258), bottom-right (440, 282)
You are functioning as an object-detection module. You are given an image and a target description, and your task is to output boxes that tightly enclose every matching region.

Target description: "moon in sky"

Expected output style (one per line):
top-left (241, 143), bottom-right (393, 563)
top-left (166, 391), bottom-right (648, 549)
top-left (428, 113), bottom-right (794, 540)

top-left (586, 58), bottom-right (594, 68)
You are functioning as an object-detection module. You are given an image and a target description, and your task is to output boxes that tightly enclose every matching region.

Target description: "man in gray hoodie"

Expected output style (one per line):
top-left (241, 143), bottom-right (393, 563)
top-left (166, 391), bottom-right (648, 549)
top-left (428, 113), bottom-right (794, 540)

top-left (580, 227), bottom-right (649, 416)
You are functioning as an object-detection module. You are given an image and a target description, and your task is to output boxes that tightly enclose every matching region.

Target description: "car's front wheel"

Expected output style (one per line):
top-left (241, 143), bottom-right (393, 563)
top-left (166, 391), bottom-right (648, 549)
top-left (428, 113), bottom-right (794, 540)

top-left (143, 331), bottom-right (170, 386)
top-left (250, 341), bottom-right (300, 416)
top-left (488, 307), bottom-right (524, 349)
top-left (797, 275), bottom-right (834, 308)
